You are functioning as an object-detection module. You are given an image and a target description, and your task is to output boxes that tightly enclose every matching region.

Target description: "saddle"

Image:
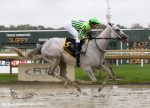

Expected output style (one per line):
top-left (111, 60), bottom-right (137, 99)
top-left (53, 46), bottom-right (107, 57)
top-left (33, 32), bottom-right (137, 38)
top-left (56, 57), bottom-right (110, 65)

top-left (63, 37), bottom-right (76, 57)
top-left (63, 37), bottom-right (86, 67)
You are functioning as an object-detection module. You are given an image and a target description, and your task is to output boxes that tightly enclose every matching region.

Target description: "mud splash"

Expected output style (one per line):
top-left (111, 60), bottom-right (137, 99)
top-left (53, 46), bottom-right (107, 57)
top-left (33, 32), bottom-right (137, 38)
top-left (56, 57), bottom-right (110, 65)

top-left (0, 84), bottom-right (150, 108)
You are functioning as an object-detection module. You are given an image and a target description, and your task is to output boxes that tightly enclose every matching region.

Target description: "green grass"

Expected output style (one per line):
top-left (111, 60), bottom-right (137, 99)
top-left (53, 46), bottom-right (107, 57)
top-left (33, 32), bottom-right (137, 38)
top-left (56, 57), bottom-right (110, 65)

top-left (0, 74), bottom-right (18, 82)
top-left (113, 64), bottom-right (150, 84)
top-left (0, 64), bottom-right (150, 84)
top-left (75, 64), bottom-right (150, 84)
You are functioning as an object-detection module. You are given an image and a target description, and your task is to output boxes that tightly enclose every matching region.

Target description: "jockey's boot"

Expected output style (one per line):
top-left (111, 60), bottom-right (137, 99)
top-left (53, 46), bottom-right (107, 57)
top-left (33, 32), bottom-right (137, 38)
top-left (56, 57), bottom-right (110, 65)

top-left (75, 42), bottom-right (80, 55)
top-left (75, 42), bottom-right (80, 67)
top-left (76, 54), bottom-right (80, 67)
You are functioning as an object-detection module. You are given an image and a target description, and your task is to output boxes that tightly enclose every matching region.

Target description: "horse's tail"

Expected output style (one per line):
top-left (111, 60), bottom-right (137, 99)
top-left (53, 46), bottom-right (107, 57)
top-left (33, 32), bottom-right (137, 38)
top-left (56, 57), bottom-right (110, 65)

top-left (4, 46), bottom-right (25, 58)
top-left (27, 45), bottom-right (42, 58)
top-left (4, 45), bottom-right (42, 59)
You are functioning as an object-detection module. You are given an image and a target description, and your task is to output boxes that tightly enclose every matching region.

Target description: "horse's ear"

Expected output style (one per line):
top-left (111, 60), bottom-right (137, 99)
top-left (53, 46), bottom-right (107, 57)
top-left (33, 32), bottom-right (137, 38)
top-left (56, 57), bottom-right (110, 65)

top-left (108, 23), bottom-right (114, 27)
top-left (108, 23), bottom-right (112, 26)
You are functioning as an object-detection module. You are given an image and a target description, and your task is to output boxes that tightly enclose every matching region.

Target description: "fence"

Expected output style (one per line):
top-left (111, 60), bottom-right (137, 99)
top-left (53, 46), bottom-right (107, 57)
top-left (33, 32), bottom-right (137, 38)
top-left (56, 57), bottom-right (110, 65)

top-left (105, 49), bottom-right (150, 67)
top-left (0, 49), bottom-right (150, 80)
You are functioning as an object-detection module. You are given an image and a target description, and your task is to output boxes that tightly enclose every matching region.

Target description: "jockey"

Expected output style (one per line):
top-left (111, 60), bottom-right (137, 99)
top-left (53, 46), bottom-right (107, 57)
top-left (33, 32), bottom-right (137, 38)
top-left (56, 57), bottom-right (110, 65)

top-left (64, 17), bottom-right (101, 66)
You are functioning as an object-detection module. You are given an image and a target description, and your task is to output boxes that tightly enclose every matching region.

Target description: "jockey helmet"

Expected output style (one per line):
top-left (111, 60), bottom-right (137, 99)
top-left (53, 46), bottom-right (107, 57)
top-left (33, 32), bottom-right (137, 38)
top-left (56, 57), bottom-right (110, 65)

top-left (89, 17), bottom-right (100, 25)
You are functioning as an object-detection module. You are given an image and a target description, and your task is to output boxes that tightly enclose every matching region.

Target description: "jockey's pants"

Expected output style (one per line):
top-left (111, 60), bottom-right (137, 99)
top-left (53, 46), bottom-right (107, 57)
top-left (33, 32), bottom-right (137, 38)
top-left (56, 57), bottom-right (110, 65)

top-left (64, 20), bottom-right (80, 43)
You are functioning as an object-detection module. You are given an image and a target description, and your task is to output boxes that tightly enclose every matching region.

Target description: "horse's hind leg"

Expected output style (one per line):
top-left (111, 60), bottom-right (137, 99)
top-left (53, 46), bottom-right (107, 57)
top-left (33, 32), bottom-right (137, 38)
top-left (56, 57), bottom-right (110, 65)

top-left (59, 61), bottom-right (68, 88)
top-left (59, 61), bottom-right (67, 78)
top-left (47, 57), bottom-right (60, 76)
top-left (46, 57), bottom-right (81, 92)
top-left (45, 55), bottom-right (61, 77)
top-left (59, 61), bottom-right (81, 92)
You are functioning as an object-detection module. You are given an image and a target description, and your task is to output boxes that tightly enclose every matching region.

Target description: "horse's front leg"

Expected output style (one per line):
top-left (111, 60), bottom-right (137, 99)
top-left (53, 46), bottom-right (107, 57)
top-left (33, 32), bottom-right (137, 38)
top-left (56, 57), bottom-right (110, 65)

top-left (97, 65), bottom-right (115, 92)
top-left (103, 60), bottom-right (116, 80)
top-left (82, 66), bottom-right (97, 81)
top-left (99, 64), bottom-right (116, 80)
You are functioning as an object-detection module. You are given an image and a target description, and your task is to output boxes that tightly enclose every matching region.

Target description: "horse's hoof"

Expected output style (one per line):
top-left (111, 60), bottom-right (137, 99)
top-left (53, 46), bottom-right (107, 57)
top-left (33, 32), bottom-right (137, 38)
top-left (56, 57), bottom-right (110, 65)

top-left (63, 85), bottom-right (68, 89)
top-left (63, 81), bottom-right (68, 89)
top-left (109, 78), bottom-right (116, 81)
top-left (98, 88), bottom-right (102, 92)
top-left (48, 72), bottom-right (54, 76)
top-left (77, 88), bottom-right (81, 93)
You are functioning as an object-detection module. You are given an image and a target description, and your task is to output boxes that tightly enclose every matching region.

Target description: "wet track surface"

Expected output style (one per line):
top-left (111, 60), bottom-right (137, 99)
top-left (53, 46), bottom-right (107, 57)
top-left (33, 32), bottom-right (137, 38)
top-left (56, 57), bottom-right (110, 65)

top-left (0, 84), bottom-right (150, 108)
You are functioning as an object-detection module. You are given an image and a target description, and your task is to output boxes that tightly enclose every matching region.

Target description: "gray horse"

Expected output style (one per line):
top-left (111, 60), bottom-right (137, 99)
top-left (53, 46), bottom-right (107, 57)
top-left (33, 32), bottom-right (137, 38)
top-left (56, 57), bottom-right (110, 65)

top-left (8, 23), bottom-right (128, 92)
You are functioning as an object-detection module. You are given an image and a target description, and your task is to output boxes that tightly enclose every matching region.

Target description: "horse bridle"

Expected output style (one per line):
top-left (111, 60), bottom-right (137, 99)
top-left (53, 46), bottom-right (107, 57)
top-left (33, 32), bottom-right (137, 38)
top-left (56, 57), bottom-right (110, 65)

top-left (93, 24), bottom-right (122, 54)
top-left (84, 24), bottom-right (125, 54)
top-left (107, 23), bottom-right (122, 39)
top-left (88, 25), bottom-right (123, 40)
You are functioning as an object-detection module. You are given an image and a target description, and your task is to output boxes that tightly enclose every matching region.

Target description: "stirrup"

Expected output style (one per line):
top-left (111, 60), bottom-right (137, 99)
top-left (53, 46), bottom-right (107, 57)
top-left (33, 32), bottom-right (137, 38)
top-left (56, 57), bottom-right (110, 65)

top-left (80, 49), bottom-right (86, 54)
top-left (76, 51), bottom-right (80, 55)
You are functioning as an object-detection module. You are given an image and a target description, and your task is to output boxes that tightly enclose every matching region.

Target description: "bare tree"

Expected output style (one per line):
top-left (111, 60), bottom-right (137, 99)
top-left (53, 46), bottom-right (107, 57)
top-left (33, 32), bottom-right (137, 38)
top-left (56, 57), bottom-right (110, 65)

top-left (131, 23), bottom-right (143, 29)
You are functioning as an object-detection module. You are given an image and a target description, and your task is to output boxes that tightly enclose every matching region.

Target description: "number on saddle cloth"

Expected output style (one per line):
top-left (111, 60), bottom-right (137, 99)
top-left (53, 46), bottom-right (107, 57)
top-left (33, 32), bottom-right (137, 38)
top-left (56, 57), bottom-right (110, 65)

top-left (63, 37), bottom-right (76, 57)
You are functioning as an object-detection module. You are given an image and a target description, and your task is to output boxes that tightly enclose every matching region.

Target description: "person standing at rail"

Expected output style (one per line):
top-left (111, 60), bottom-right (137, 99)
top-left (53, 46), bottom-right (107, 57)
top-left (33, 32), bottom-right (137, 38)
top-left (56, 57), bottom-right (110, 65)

top-left (64, 17), bottom-right (101, 66)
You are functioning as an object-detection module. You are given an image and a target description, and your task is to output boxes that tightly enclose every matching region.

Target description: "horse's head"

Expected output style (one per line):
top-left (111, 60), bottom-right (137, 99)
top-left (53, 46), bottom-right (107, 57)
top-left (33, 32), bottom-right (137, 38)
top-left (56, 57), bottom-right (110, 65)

top-left (108, 23), bottom-right (128, 42)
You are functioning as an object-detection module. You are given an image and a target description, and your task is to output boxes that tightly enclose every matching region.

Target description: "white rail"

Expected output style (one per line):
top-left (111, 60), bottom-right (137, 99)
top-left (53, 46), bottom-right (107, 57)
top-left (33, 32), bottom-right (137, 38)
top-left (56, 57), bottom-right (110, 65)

top-left (0, 49), bottom-right (150, 59)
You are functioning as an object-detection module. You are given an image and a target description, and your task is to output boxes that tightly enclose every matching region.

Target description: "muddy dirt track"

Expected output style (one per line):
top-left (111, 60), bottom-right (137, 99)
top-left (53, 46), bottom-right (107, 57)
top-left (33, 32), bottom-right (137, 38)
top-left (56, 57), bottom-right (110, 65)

top-left (0, 83), bottom-right (150, 108)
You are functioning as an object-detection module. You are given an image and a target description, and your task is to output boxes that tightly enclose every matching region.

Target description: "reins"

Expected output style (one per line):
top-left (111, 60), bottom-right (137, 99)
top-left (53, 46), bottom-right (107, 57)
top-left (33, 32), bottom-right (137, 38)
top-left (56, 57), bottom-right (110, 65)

top-left (88, 37), bottom-right (119, 40)
top-left (94, 39), bottom-right (106, 54)
top-left (82, 23), bottom-right (127, 54)
top-left (82, 37), bottom-right (119, 55)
